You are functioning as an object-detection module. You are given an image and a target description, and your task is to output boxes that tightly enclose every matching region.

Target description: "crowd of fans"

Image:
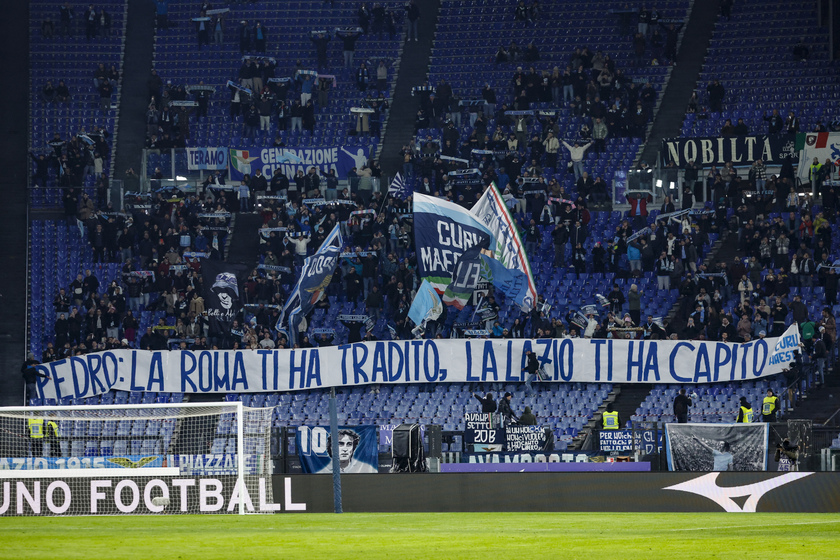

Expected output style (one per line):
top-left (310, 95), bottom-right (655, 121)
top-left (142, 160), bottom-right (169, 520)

top-left (408, 4), bottom-right (668, 208)
top-left (41, 3), bottom-right (114, 41)
top-left (28, 4), bottom-right (835, 413)
top-left (143, 2), bottom-right (404, 150)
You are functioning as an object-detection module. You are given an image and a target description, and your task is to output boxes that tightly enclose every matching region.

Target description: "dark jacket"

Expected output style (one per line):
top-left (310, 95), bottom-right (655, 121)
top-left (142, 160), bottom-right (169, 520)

top-left (497, 396), bottom-right (515, 420)
top-left (518, 407), bottom-right (537, 425)
top-left (524, 352), bottom-right (539, 374)
top-left (673, 393), bottom-right (692, 416)
top-left (473, 393), bottom-right (497, 413)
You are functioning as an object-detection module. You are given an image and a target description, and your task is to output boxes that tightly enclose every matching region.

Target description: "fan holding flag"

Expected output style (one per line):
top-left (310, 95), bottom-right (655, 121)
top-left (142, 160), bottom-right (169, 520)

top-left (408, 279), bottom-right (443, 338)
top-left (387, 172), bottom-right (412, 200)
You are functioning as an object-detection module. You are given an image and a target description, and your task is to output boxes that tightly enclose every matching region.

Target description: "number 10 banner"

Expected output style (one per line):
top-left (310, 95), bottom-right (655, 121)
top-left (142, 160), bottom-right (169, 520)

top-left (296, 426), bottom-right (378, 474)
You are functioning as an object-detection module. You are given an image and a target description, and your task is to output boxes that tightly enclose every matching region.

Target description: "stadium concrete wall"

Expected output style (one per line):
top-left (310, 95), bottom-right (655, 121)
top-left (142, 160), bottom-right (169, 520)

top-left (276, 472), bottom-right (840, 513)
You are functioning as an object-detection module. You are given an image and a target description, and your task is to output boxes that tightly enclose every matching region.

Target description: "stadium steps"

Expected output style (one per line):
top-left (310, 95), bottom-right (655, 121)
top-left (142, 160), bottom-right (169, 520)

top-left (792, 384), bottom-right (840, 425)
top-left (575, 384), bottom-right (651, 450)
top-left (604, 384), bottom-right (652, 431)
top-left (378, 0), bottom-right (442, 177)
top-left (666, 230), bottom-right (735, 327)
top-left (227, 212), bottom-right (263, 269)
top-left (637, 0), bottom-right (721, 165)
top-left (113, 0), bottom-right (157, 180)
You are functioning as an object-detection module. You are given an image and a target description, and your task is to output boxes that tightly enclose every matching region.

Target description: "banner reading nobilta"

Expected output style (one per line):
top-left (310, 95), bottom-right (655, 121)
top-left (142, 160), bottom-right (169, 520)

top-left (665, 423), bottom-right (769, 472)
top-left (795, 132), bottom-right (840, 185)
top-left (660, 134), bottom-right (799, 167)
top-left (32, 326), bottom-right (801, 400)
top-left (296, 425), bottom-right (378, 474)
top-left (201, 260), bottom-right (251, 337)
top-left (228, 145), bottom-right (371, 181)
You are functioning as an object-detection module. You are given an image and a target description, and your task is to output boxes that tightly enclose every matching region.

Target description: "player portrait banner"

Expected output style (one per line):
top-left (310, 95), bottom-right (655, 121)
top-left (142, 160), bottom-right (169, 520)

top-left (660, 134), bottom-right (798, 167)
top-left (186, 147), bottom-right (228, 170)
top-left (795, 132), bottom-right (840, 184)
top-left (665, 423), bottom-right (769, 472)
top-left (31, 325), bottom-right (801, 400)
top-left (295, 426), bottom-right (378, 474)
top-left (228, 145), bottom-right (371, 182)
top-left (201, 260), bottom-right (251, 337)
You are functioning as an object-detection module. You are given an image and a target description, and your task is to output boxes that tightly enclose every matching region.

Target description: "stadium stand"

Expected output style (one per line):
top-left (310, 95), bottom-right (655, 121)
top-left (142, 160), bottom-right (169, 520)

top-left (682, 0), bottom-right (837, 137)
top-left (29, 1), bottom-right (127, 207)
top-left (146, 1), bottom-right (403, 179)
top-left (23, 0), bottom-right (840, 458)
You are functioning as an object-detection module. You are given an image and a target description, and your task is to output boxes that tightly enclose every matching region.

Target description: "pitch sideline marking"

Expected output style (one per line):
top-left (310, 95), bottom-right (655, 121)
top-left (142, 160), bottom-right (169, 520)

top-left (670, 520), bottom-right (840, 532)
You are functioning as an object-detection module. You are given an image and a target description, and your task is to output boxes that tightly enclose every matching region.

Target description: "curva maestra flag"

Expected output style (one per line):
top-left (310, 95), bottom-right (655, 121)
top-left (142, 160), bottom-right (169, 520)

top-left (413, 193), bottom-right (493, 294)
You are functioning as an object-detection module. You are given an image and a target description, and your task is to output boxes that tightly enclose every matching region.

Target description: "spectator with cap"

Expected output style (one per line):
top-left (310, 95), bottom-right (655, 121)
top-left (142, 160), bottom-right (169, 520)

top-left (497, 392), bottom-right (517, 427)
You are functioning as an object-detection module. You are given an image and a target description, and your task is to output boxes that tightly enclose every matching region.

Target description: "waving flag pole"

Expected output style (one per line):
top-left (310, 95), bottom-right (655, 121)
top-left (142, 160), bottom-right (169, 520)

top-left (470, 182), bottom-right (538, 312)
top-left (379, 172), bottom-right (410, 215)
top-left (278, 224), bottom-right (343, 346)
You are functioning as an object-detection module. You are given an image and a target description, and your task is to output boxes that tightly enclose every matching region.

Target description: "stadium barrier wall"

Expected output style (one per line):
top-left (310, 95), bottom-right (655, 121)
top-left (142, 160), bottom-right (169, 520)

top-left (272, 472), bottom-right (840, 513)
top-left (2, 472), bottom-right (840, 515)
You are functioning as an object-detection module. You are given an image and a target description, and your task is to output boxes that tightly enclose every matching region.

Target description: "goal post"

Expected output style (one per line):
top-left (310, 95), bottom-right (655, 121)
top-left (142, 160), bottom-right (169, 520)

top-left (0, 402), bottom-right (275, 516)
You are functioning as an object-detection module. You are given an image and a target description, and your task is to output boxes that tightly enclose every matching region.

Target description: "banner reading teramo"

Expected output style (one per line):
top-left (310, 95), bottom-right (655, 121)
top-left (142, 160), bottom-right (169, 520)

top-left (32, 326), bottom-right (800, 400)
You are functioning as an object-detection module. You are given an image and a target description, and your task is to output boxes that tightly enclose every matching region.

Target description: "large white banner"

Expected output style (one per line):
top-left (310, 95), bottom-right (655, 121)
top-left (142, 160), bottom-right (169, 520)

top-left (32, 327), bottom-right (801, 400)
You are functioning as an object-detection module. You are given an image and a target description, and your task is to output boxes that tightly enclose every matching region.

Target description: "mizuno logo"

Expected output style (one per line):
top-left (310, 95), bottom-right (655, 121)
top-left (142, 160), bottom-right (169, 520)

top-left (664, 472), bottom-right (813, 512)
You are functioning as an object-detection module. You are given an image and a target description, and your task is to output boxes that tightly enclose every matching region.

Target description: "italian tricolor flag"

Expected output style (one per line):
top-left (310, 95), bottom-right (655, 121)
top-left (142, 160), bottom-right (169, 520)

top-left (795, 132), bottom-right (830, 150)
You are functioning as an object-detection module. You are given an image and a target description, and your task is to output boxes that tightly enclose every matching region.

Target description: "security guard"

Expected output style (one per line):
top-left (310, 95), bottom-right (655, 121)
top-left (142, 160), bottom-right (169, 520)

top-left (762, 389), bottom-right (780, 423)
top-left (28, 417), bottom-right (60, 457)
top-left (736, 397), bottom-right (754, 423)
top-left (602, 404), bottom-right (620, 430)
top-left (28, 417), bottom-right (45, 457)
top-left (44, 417), bottom-right (61, 457)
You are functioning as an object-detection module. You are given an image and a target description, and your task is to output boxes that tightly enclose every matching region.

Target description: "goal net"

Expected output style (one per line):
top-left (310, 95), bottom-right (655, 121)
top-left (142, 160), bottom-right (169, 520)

top-left (0, 403), bottom-right (275, 516)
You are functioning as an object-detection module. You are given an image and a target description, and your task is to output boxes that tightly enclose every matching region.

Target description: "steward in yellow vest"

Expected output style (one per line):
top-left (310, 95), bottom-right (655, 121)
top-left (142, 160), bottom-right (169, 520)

top-left (736, 397), bottom-right (753, 423)
top-left (602, 404), bottom-right (620, 430)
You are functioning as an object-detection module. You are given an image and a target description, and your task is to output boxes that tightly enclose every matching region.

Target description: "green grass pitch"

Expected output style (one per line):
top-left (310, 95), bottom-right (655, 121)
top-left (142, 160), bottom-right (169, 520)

top-left (2, 513), bottom-right (840, 559)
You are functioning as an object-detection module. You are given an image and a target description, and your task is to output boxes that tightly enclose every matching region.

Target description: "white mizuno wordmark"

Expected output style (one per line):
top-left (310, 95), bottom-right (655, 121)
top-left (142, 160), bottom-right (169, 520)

top-left (664, 472), bottom-right (814, 512)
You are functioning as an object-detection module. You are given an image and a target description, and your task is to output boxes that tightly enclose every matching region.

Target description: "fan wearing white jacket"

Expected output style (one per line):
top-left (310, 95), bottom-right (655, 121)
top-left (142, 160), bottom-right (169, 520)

top-left (561, 140), bottom-right (592, 181)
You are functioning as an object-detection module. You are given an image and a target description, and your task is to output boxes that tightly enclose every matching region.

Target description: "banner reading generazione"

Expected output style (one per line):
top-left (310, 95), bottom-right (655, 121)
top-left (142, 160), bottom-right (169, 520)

top-left (660, 134), bottom-right (798, 166)
top-left (32, 326), bottom-right (800, 400)
top-left (228, 145), bottom-right (371, 181)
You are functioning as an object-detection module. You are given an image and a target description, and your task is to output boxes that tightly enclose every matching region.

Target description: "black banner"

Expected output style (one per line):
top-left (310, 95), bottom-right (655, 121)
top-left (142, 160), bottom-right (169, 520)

top-left (660, 134), bottom-right (799, 166)
top-left (278, 472), bottom-right (840, 513)
top-left (201, 260), bottom-right (250, 337)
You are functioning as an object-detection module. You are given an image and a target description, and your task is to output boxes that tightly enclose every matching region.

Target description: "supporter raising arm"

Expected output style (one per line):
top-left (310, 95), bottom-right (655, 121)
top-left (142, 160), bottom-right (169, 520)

top-left (561, 140), bottom-right (592, 181)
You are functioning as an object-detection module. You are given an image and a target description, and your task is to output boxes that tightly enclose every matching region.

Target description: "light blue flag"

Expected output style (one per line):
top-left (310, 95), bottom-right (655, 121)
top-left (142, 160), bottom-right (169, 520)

top-left (408, 279), bottom-right (443, 328)
top-left (478, 254), bottom-right (529, 309)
